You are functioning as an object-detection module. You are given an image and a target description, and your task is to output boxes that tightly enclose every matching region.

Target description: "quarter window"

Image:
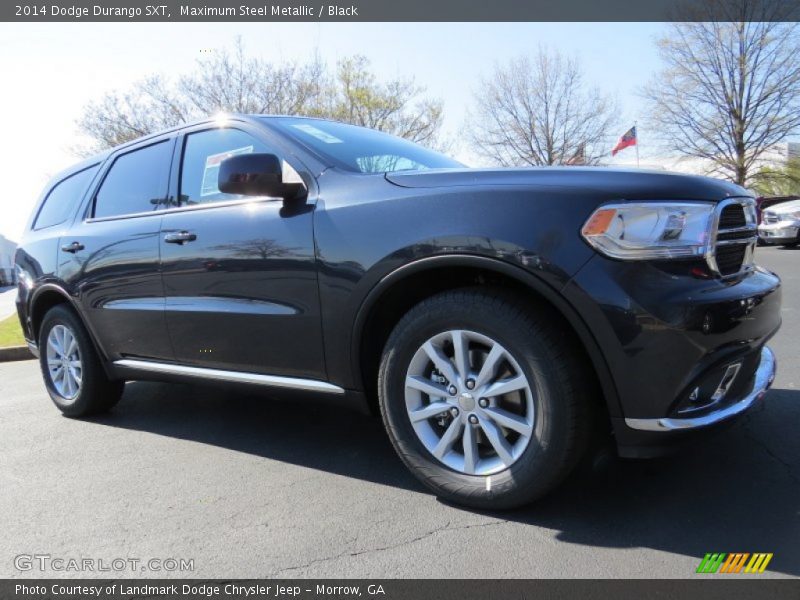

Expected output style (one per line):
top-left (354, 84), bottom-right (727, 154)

top-left (93, 141), bottom-right (172, 219)
top-left (179, 129), bottom-right (272, 206)
top-left (34, 165), bottom-right (99, 230)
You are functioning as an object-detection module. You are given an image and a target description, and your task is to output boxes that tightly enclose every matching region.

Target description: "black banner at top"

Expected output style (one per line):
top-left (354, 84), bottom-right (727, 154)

top-left (4, 0), bottom-right (800, 22)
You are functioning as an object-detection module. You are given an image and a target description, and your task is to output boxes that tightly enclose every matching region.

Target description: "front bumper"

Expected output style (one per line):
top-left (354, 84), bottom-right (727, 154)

top-left (625, 346), bottom-right (775, 431)
top-left (564, 254), bottom-right (781, 458)
top-left (758, 221), bottom-right (799, 244)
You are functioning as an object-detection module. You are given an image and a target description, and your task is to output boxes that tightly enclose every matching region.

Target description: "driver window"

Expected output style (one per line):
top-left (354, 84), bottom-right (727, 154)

top-left (179, 128), bottom-right (273, 206)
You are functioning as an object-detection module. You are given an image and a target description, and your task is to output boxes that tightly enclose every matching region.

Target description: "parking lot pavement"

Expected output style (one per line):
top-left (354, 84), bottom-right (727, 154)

top-left (0, 246), bottom-right (797, 579)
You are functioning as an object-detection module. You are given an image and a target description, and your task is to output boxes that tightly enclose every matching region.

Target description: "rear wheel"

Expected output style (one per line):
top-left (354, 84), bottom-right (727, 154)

top-left (38, 305), bottom-right (124, 417)
top-left (378, 288), bottom-right (592, 509)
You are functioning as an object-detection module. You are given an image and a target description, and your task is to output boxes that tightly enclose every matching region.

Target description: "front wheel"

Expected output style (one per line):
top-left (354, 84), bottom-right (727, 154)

top-left (378, 289), bottom-right (592, 509)
top-left (39, 305), bottom-right (124, 417)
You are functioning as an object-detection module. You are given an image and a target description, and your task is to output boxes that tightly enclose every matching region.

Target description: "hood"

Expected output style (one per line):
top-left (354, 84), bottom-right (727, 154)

top-left (385, 167), bottom-right (750, 202)
top-left (767, 199), bottom-right (800, 214)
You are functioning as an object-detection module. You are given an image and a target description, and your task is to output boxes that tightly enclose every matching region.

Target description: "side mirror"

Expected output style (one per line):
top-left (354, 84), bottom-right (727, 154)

top-left (218, 153), bottom-right (306, 201)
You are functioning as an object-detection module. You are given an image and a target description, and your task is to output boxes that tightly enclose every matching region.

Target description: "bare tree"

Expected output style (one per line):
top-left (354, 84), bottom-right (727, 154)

top-left (467, 48), bottom-right (618, 166)
top-left (316, 56), bottom-right (443, 145)
top-left (176, 39), bottom-right (326, 117)
top-left (75, 76), bottom-right (192, 153)
top-left (643, 1), bottom-right (800, 186)
top-left (75, 39), bottom-right (444, 155)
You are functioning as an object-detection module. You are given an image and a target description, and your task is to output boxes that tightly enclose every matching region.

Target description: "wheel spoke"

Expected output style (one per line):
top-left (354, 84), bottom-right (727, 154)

top-left (47, 358), bottom-right (61, 368)
top-left (432, 418), bottom-right (463, 459)
top-left (406, 375), bottom-right (449, 399)
top-left (409, 401), bottom-right (451, 423)
top-left (483, 374), bottom-right (527, 398)
top-left (63, 369), bottom-right (74, 397)
top-left (479, 417), bottom-right (515, 466)
top-left (451, 330), bottom-right (471, 380)
top-left (59, 326), bottom-right (68, 354)
top-left (52, 366), bottom-right (64, 382)
top-left (474, 344), bottom-right (505, 388)
top-left (62, 329), bottom-right (73, 355)
top-left (422, 341), bottom-right (459, 385)
top-left (462, 423), bottom-right (478, 474)
top-left (483, 406), bottom-right (533, 437)
top-left (65, 335), bottom-right (77, 359)
top-left (69, 367), bottom-right (82, 386)
top-left (48, 335), bottom-right (61, 356)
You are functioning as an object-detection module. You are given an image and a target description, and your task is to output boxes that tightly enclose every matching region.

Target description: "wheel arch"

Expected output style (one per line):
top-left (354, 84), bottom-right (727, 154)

top-left (29, 284), bottom-right (111, 373)
top-left (352, 255), bottom-right (621, 418)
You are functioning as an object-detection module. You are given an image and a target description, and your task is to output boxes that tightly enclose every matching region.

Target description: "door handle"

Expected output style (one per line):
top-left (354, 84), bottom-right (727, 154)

top-left (164, 231), bottom-right (197, 244)
top-left (61, 241), bottom-right (84, 253)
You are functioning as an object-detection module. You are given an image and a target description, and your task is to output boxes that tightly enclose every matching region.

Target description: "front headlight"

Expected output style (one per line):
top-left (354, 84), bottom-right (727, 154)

top-left (581, 202), bottom-right (715, 260)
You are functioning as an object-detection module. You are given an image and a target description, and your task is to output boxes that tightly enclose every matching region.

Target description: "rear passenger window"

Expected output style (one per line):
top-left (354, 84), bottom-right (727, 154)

top-left (93, 140), bottom-right (172, 219)
top-left (34, 165), bottom-right (99, 230)
top-left (179, 128), bottom-right (272, 206)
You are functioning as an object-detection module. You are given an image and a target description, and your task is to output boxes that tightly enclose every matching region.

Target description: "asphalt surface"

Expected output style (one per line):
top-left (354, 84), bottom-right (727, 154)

top-left (0, 246), bottom-right (798, 579)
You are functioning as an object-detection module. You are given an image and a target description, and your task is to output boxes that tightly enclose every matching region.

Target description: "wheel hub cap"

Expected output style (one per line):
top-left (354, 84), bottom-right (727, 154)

top-left (458, 392), bottom-right (476, 411)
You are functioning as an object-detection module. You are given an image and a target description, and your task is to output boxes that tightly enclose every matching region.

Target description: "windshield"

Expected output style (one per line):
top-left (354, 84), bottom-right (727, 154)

top-left (265, 117), bottom-right (463, 174)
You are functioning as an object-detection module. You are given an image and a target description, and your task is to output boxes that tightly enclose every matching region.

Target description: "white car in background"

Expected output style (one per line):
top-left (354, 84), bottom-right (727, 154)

top-left (759, 199), bottom-right (800, 247)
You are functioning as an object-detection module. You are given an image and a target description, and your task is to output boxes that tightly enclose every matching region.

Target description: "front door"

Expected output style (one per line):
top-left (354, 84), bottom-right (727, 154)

top-left (159, 126), bottom-right (326, 379)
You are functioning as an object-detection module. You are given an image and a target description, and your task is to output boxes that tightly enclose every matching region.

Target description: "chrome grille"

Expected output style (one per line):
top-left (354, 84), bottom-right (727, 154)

top-left (707, 199), bottom-right (757, 277)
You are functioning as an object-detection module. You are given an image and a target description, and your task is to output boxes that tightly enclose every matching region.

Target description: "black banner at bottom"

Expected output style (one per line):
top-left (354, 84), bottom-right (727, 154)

top-left (3, 579), bottom-right (799, 600)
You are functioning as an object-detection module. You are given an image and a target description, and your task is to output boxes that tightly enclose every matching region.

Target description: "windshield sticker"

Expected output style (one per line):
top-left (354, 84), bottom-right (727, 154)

top-left (291, 124), bottom-right (344, 144)
top-left (200, 145), bottom-right (254, 196)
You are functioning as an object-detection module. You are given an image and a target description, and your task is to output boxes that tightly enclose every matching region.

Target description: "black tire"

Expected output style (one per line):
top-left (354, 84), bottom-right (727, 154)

top-left (378, 288), bottom-right (593, 509)
top-left (38, 304), bottom-right (124, 417)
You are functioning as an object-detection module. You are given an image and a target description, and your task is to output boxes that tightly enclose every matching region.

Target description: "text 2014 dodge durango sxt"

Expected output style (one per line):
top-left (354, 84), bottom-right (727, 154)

top-left (15, 115), bottom-right (781, 508)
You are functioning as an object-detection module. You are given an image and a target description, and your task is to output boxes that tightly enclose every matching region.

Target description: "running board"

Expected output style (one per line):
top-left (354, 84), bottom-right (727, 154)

top-left (113, 359), bottom-right (346, 395)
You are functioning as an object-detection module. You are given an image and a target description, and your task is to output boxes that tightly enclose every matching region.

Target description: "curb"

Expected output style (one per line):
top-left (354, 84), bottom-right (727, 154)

top-left (0, 346), bottom-right (34, 362)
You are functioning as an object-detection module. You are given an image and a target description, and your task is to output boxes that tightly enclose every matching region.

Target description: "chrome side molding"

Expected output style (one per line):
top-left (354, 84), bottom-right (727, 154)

top-left (113, 359), bottom-right (346, 395)
top-left (625, 346), bottom-right (776, 432)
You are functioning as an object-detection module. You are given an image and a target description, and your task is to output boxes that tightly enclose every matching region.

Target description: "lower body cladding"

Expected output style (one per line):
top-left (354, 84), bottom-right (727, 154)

top-left (564, 257), bottom-right (782, 458)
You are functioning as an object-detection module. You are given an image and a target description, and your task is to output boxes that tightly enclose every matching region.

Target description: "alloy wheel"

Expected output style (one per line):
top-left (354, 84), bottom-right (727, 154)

top-left (46, 324), bottom-right (82, 401)
top-left (404, 329), bottom-right (535, 475)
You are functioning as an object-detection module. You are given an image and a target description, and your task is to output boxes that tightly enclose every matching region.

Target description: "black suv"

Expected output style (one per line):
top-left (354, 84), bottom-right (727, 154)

top-left (15, 115), bottom-right (781, 508)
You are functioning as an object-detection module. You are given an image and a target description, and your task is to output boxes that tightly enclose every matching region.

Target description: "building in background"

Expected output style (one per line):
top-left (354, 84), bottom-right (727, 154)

top-left (0, 234), bottom-right (16, 286)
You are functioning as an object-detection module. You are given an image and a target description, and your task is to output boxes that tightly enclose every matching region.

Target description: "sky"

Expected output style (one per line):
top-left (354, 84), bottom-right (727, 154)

top-left (0, 22), bottom-right (668, 241)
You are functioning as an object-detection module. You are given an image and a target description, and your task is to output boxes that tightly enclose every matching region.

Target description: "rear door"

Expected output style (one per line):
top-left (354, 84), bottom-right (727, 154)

top-left (159, 124), bottom-right (325, 379)
top-left (59, 137), bottom-right (176, 362)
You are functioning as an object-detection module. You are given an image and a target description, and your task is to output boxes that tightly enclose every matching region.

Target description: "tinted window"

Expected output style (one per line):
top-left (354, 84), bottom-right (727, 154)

top-left (267, 118), bottom-right (463, 173)
top-left (35, 165), bottom-right (99, 230)
top-left (94, 141), bottom-right (172, 219)
top-left (180, 128), bottom-right (272, 205)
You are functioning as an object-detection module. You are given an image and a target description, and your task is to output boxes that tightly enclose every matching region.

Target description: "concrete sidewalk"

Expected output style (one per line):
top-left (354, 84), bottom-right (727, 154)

top-left (0, 287), bottom-right (17, 321)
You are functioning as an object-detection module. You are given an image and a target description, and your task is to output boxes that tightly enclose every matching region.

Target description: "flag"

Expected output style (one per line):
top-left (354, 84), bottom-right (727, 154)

top-left (565, 143), bottom-right (586, 166)
top-left (611, 126), bottom-right (637, 156)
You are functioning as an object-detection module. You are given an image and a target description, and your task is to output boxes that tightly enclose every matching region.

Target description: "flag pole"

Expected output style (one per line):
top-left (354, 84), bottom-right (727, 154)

top-left (635, 120), bottom-right (640, 168)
